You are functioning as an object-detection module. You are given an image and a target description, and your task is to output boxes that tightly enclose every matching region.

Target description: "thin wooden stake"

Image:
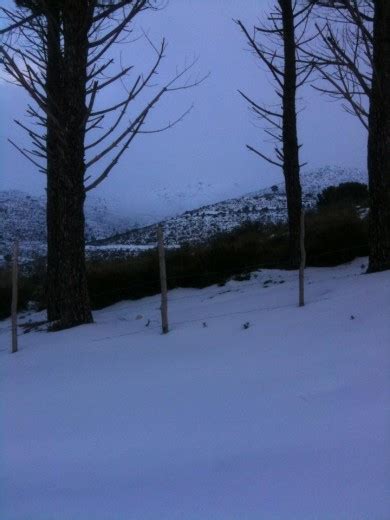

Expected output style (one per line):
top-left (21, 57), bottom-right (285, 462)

top-left (299, 209), bottom-right (306, 307)
top-left (157, 225), bottom-right (169, 334)
top-left (11, 240), bottom-right (19, 353)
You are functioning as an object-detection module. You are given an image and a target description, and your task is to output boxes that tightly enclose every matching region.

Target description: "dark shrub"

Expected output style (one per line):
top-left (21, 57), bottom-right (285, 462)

top-left (317, 182), bottom-right (369, 209)
top-left (87, 251), bottom-right (160, 310)
top-left (305, 207), bottom-right (368, 266)
top-left (0, 264), bottom-right (45, 321)
top-left (0, 204), bottom-right (370, 319)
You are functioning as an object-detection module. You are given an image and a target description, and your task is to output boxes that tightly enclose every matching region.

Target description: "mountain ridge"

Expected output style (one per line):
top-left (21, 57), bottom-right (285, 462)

top-left (0, 166), bottom-right (367, 264)
top-left (91, 166), bottom-right (367, 249)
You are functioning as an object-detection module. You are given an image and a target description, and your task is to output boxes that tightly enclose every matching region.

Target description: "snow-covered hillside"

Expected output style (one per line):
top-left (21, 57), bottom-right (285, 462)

top-left (0, 191), bottom-right (134, 264)
top-left (0, 166), bottom-right (367, 264)
top-left (0, 190), bottom-right (132, 242)
top-left (95, 166), bottom-right (367, 248)
top-left (0, 259), bottom-right (388, 519)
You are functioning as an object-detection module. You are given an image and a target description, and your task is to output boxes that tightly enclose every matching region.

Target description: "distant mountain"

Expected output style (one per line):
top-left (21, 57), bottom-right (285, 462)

top-left (92, 166), bottom-right (367, 249)
top-left (0, 191), bottom-right (133, 264)
top-left (0, 166), bottom-right (367, 265)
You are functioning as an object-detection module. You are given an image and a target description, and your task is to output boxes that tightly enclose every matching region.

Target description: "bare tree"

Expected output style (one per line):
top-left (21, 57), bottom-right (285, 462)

top-left (308, 0), bottom-right (390, 272)
top-left (304, 1), bottom-right (372, 127)
top-left (0, 1), bottom-right (206, 328)
top-left (236, 0), bottom-right (313, 267)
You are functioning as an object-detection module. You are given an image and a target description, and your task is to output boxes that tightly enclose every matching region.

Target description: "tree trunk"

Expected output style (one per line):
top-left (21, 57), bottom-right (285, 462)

top-left (367, 0), bottom-right (390, 272)
top-left (46, 7), bottom-right (64, 322)
top-left (280, 0), bottom-right (302, 268)
top-left (46, 3), bottom-right (93, 328)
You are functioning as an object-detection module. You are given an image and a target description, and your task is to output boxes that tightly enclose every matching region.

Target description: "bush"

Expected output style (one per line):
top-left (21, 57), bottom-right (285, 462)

top-left (305, 207), bottom-right (368, 266)
top-left (87, 251), bottom-right (160, 310)
top-left (0, 265), bottom-right (45, 321)
top-left (87, 209), bottom-right (368, 308)
top-left (317, 182), bottom-right (369, 209)
top-left (0, 204), bottom-right (370, 319)
top-left (87, 222), bottom-right (289, 310)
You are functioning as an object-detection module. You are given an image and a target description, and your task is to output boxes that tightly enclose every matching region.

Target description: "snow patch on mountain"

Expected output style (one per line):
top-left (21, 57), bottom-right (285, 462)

top-left (0, 166), bottom-right (367, 264)
top-left (0, 191), bottom-right (134, 264)
top-left (96, 166), bottom-right (367, 248)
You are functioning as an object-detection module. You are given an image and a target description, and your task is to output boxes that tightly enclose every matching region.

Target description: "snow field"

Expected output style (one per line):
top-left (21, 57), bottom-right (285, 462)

top-left (0, 258), bottom-right (389, 520)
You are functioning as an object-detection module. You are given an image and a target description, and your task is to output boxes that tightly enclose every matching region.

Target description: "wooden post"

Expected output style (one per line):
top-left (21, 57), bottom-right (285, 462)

top-left (11, 240), bottom-right (19, 353)
top-left (299, 209), bottom-right (306, 307)
top-left (157, 225), bottom-right (169, 334)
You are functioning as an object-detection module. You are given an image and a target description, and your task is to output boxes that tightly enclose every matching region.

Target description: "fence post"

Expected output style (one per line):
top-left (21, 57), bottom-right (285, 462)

top-left (157, 225), bottom-right (169, 334)
top-left (299, 209), bottom-right (306, 307)
top-left (11, 240), bottom-right (19, 353)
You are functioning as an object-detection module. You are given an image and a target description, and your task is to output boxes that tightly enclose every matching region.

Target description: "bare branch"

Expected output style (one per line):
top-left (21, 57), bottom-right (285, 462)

top-left (8, 138), bottom-right (46, 173)
top-left (305, 0), bottom-right (373, 128)
top-left (246, 144), bottom-right (283, 168)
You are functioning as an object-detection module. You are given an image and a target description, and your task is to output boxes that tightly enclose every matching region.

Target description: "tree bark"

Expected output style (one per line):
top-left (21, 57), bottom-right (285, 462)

top-left (367, 0), bottom-right (390, 272)
top-left (280, 0), bottom-right (302, 268)
top-left (46, 6), bottom-right (63, 322)
top-left (46, 3), bottom-right (93, 327)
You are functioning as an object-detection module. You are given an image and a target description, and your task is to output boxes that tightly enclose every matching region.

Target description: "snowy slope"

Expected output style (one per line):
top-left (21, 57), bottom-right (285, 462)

top-left (96, 166), bottom-right (367, 248)
top-left (0, 258), bottom-right (389, 520)
top-left (0, 166), bottom-right (367, 263)
top-left (0, 190), bottom-right (134, 264)
top-left (0, 166), bottom-right (367, 265)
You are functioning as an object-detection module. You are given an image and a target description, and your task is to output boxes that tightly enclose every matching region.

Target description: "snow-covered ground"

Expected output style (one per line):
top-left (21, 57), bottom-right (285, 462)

top-left (1, 259), bottom-right (389, 520)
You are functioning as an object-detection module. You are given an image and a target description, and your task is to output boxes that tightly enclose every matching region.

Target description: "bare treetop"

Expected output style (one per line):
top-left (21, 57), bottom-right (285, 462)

top-left (304, 0), bottom-right (373, 129)
top-left (0, 0), bottom-right (207, 191)
top-left (235, 1), bottom-right (313, 169)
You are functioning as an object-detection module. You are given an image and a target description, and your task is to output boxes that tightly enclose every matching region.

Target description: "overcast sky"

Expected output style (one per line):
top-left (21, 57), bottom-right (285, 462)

top-left (0, 0), bottom-right (367, 221)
